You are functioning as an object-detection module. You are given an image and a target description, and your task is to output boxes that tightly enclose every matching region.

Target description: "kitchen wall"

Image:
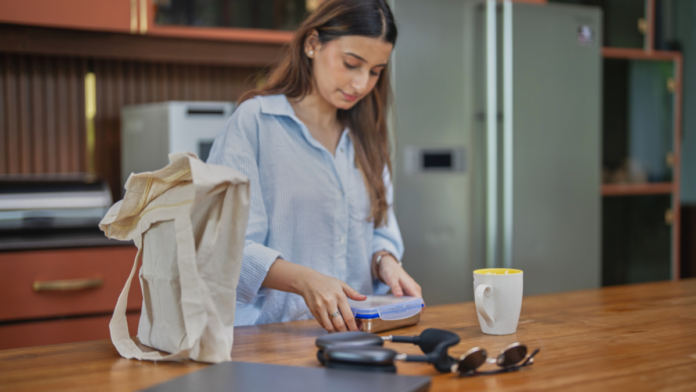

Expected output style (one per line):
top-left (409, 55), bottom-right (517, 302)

top-left (0, 51), bottom-right (260, 200)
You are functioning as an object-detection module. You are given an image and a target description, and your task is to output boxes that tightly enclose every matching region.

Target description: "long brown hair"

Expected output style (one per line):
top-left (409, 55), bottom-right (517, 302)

top-left (239, 0), bottom-right (397, 227)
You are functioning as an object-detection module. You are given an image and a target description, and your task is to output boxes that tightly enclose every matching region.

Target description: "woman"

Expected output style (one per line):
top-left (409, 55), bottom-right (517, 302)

top-left (207, 0), bottom-right (421, 333)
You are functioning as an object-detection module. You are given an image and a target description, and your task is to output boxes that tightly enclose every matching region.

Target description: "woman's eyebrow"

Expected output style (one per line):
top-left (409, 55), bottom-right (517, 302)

top-left (345, 52), bottom-right (388, 67)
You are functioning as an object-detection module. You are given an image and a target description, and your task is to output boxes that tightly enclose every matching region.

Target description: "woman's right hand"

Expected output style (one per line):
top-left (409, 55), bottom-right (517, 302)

top-left (296, 268), bottom-right (367, 332)
top-left (262, 258), bottom-right (366, 332)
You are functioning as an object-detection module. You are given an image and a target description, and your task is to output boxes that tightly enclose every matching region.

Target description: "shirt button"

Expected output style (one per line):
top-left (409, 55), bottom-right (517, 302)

top-left (340, 148), bottom-right (345, 153)
top-left (339, 236), bottom-right (346, 243)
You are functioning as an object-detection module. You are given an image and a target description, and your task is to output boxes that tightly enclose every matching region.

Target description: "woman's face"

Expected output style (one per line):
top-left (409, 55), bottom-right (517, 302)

top-left (307, 34), bottom-right (393, 111)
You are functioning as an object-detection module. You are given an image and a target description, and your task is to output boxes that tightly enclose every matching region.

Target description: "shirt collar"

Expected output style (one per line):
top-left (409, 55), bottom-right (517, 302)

top-left (257, 93), bottom-right (352, 154)
top-left (257, 94), bottom-right (295, 117)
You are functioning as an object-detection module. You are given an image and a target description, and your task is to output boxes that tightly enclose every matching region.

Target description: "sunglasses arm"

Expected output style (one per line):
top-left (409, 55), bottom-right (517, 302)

top-left (521, 348), bottom-right (540, 365)
top-left (390, 353), bottom-right (432, 363)
top-left (384, 335), bottom-right (418, 344)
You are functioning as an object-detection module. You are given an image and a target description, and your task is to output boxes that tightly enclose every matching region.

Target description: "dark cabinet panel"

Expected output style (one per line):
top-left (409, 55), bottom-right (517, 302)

top-left (602, 195), bottom-right (672, 286)
top-left (154, 0), bottom-right (308, 31)
top-left (0, 312), bottom-right (140, 350)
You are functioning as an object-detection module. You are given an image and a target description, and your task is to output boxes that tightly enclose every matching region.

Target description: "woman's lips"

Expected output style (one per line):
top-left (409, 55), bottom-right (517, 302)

top-left (342, 91), bottom-right (358, 102)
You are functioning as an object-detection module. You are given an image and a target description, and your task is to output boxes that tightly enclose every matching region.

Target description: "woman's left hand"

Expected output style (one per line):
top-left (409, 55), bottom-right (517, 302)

top-left (376, 253), bottom-right (422, 299)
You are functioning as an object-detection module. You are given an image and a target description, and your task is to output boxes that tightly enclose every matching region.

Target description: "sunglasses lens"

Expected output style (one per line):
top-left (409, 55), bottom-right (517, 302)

top-left (498, 345), bottom-right (527, 367)
top-left (458, 348), bottom-right (487, 372)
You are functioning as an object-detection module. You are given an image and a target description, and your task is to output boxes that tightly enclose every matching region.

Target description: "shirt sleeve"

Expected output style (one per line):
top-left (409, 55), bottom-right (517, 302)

top-left (207, 99), bottom-right (282, 305)
top-left (372, 167), bottom-right (405, 259)
top-left (371, 167), bottom-right (405, 293)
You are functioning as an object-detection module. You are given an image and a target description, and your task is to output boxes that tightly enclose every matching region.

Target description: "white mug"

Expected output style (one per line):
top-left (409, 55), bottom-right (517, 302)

top-left (473, 268), bottom-right (523, 335)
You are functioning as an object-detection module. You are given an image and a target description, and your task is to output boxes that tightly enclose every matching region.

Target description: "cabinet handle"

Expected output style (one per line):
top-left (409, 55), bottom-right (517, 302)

top-left (638, 18), bottom-right (647, 34)
top-left (139, 0), bottom-right (148, 34)
top-left (306, 0), bottom-right (320, 12)
top-left (666, 152), bottom-right (675, 168)
top-left (665, 209), bottom-right (674, 226)
top-left (33, 278), bottom-right (103, 292)
top-left (130, 0), bottom-right (137, 33)
top-left (667, 78), bottom-right (676, 93)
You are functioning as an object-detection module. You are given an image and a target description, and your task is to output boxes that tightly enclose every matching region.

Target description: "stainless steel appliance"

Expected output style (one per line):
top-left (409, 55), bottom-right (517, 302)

top-left (0, 174), bottom-right (112, 231)
top-left (121, 101), bottom-right (236, 195)
top-left (0, 174), bottom-right (124, 251)
top-left (391, 0), bottom-right (602, 304)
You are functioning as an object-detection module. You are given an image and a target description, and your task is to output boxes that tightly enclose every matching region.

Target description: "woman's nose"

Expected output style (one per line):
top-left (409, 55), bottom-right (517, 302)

top-left (351, 71), bottom-right (369, 93)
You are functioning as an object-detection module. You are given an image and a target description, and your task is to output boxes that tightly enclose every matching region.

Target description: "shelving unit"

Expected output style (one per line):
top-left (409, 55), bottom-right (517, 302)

top-left (601, 183), bottom-right (674, 197)
top-left (599, 0), bottom-right (682, 283)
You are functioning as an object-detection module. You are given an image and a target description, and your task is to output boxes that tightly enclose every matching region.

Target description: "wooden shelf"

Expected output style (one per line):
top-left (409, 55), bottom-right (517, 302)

top-left (147, 25), bottom-right (294, 45)
top-left (602, 47), bottom-right (682, 61)
top-left (0, 23), bottom-right (286, 67)
top-left (601, 182), bottom-right (674, 196)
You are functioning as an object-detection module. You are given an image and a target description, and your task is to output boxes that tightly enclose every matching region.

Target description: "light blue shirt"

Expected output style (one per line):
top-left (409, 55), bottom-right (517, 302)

top-left (207, 94), bottom-right (404, 326)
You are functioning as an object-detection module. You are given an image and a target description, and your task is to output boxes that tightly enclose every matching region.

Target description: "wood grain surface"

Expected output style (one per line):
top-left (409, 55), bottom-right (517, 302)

top-left (0, 312), bottom-right (140, 351)
top-left (1, 279), bottom-right (695, 392)
top-left (0, 50), bottom-right (260, 202)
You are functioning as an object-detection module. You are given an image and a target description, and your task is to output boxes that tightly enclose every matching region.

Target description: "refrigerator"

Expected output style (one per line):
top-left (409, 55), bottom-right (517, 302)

top-left (391, 0), bottom-right (602, 305)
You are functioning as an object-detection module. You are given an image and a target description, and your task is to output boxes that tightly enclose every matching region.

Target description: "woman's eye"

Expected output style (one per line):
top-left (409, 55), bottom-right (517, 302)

top-left (370, 70), bottom-right (381, 77)
top-left (344, 62), bottom-right (358, 70)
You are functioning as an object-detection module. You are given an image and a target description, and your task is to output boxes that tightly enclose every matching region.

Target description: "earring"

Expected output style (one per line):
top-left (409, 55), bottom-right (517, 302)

top-left (309, 51), bottom-right (314, 56)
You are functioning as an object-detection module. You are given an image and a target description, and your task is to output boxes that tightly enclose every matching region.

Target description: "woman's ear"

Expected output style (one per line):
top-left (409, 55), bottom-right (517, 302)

top-left (304, 29), bottom-right (321, 58)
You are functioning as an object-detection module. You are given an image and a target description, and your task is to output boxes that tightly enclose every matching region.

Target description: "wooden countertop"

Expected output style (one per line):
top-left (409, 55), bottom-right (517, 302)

top-left (1, 279), bottom-right (696, 391)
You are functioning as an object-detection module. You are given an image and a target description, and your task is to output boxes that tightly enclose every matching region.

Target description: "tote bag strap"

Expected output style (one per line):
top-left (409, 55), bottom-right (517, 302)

top-left (109, 219), bottom-right (196, 362)
top-left (175, 204), bottom-right (234, 362)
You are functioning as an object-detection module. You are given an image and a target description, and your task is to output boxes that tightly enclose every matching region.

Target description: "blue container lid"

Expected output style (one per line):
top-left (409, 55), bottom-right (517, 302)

top-left (347, 295), bottom-right (424, 321)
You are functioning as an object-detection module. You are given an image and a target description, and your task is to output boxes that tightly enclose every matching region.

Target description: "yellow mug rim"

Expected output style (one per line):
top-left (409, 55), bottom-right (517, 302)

top-left (474, 268), bottom-right (523, 275)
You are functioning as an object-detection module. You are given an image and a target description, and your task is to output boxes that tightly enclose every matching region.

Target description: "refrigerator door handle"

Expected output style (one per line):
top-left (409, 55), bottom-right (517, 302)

top-left (486, 0), bottom-right (498, 269)
top-left (502, 0), bottom-right (514, 269)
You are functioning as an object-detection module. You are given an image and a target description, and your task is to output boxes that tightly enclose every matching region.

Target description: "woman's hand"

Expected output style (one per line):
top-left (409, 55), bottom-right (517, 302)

top-left (262, 258), bottom-right (366, 333)
top-left (375, 253), bottom-right (422, 299)
top-left (295, 268), bottom-right (367, 333)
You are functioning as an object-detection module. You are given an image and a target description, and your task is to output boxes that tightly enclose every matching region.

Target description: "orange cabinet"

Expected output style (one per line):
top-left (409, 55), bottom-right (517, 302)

top-left (0, 312), bottom-right (140, 350)
top-left (0, 0), bottom-right (133, 33)
top-left (0, 0), bottom-right (293, 44)
top-left (0, 246), bottom-right (141, 350)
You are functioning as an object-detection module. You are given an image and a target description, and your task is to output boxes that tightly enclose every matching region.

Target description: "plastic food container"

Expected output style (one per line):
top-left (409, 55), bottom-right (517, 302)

top-left (347, 295), bottom-right (424, 333)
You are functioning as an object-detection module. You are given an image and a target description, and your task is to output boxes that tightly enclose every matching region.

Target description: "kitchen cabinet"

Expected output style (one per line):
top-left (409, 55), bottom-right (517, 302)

top-left (0, 246), bottom-right (141, 350)
top-left (602, 195), bottom-right (673, 285)
top-left (152, 0), bottom-right (307, 32)
top-left (0, 0), bottom-right (294, 44)
top-left (0, 0), bottom-right (133, 33)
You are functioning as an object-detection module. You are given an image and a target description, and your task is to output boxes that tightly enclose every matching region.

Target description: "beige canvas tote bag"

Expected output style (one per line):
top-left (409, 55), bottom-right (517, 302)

top-left (99, 152), bottom-right (250, 363)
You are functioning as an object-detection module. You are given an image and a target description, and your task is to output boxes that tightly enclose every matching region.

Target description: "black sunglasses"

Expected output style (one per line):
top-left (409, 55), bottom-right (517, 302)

top-left (316, 330), bottom-right (540, 376)
top-left (455, 343), bottom-right (540, 377)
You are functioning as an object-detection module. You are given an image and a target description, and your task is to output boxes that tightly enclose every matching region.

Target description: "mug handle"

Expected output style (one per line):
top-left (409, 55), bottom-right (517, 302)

top-left (475, 284), bottom-right (495, 327)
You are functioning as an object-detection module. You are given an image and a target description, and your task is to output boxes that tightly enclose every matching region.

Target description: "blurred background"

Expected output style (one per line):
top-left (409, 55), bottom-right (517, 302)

top-left (0, 0), bottom-right (693, 350)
